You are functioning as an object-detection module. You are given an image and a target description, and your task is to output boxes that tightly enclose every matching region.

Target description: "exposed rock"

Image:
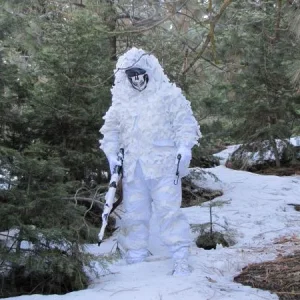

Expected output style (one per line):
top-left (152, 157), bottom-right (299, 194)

top-left (181, 171), bottom-right (223, 208)
top-left (225, 141), bottom-right (300, 173)
top-left (196, 231), bottom-right (229, 250)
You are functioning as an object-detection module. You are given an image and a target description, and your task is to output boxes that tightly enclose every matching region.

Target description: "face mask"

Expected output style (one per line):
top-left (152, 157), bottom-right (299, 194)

top-left (125, 67), bottom-right (149, 91)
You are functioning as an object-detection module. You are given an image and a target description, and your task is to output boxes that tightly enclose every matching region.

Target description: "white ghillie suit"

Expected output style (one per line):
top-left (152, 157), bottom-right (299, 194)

top-left (100, 48), bottom-right (201, 275)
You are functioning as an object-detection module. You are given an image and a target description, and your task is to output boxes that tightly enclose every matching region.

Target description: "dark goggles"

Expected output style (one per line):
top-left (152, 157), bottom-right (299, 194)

top-left (125, 67), bottom-right (149, 91)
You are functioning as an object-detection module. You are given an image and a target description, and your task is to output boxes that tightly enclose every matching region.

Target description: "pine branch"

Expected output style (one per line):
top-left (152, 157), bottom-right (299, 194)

top-left (181, 0), bottom-right (233, 76)
top-left (62, 197), bottom-right (105, 209)
top-left (99, 0), bottom-right (190, 34)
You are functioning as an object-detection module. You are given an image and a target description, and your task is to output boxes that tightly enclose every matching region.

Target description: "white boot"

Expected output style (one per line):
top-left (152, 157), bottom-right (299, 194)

top-left (125, 249), bottom-right (150, 264)
top-left (171, 246), bottom-right (192, 276)
top-left (172, 258), bottom-right (192, 276)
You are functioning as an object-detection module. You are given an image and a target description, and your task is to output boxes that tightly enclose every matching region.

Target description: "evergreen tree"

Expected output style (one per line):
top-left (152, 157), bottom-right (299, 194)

top-left (0, 2), bottom-right (114, 296)
top-left (29, 8), bottom-right (113, 185)
top-left (226, 1), bottom-right (300, 166)
top-left (191, 1), bottom-right (300, 165)
top-left (0, 143), bottom-right (90, 296)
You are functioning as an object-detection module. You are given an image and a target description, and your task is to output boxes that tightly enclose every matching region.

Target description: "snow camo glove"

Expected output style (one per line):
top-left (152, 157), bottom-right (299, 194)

top-left (175, 147), bottom-right (192, 176)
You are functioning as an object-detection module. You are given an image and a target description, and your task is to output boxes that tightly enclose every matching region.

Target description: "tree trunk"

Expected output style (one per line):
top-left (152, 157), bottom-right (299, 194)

top-left (269, 136), bottom-right (281, 167)
top-left (105, 1), bottom-right (117, 61)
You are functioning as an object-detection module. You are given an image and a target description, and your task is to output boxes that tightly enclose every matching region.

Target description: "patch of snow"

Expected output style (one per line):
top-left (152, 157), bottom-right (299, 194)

top-left (213, 145), bottom-right (241, 165)
top-left (5, 164), bottom-right (300, 300)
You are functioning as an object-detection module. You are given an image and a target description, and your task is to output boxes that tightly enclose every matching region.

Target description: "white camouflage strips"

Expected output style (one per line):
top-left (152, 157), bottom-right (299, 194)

top-left (99, 48), bottom-right (200, 268)
top-left (99, 47), bottom-right (201, 182)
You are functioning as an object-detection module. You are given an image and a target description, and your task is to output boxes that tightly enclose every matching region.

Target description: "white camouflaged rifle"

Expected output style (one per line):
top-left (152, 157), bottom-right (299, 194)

top-left (98, 148), bottom-right (124, 246)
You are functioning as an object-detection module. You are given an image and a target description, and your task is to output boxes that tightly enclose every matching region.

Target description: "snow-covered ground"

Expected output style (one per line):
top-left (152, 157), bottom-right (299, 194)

top-left (7, 147), bottom-right (300, 300)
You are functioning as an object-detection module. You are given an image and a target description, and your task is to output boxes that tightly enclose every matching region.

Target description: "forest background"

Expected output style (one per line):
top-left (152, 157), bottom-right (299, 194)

top-left (1, 0), bottom-right (300, 297)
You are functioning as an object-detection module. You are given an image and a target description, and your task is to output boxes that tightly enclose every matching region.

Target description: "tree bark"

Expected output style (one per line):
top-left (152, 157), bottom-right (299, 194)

top-left (274, 0), bottom-right (283, 41)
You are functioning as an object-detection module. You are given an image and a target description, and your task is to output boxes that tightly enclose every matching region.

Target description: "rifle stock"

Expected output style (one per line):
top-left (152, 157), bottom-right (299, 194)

top-left (98, 149), bottom-right (124, 246)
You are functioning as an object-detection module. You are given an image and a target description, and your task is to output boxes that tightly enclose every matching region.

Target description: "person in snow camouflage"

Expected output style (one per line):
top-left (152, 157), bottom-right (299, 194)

top-left (99, 48), bottom-right (201, 276)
